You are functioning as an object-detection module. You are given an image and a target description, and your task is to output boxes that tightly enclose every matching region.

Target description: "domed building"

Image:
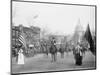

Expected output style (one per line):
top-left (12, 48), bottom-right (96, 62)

top-left (71, 19), bottom-right (84, 45)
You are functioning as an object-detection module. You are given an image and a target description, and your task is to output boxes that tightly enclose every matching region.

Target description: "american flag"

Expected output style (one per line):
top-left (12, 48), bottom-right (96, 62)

top-left (18, 30), bottom-right (27, 49)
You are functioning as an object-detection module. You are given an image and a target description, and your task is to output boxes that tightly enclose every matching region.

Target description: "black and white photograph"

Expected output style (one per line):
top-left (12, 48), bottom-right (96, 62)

top-left (11, 0), bottom-right (96, 74)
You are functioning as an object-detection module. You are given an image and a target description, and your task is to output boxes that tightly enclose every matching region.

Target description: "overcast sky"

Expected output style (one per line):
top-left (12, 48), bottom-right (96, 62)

top-left (12, 1), bottom-right (95, 35)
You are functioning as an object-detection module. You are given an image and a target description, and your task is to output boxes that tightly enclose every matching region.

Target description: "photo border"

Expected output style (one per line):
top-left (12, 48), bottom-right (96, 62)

top-left (10, 0), bottom-right (97, 75)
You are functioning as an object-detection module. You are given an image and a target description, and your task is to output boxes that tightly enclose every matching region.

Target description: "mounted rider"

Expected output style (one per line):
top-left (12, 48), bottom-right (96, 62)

top-left (50, 37), bottom-right (57, 62)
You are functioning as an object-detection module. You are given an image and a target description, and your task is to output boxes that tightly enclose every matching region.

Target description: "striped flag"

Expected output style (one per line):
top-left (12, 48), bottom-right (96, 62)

top-left (18, 31), bottom-right (27, 49)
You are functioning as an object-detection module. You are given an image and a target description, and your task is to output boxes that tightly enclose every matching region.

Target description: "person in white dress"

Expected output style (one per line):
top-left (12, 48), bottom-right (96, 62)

top-left (17, 48), bottom-right (25, 65)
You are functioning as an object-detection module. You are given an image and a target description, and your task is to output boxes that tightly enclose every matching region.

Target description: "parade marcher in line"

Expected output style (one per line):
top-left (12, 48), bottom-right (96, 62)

top-left (44, 41), bottom-right (49, 56)
top-left (17, 45), bottom-right (25, 65)
top-left (41, 40), bottom-right (48, 57)
top-left (74, 42), bottom-right (83, 66)
top-left (40, 40), bottom-right (44, 53)
top-left (65, 42), bottom-right (70, 56)
top-left (59, 45), bottom-right (65, 58)
top-left (49, 37), bottom-right (57, 62)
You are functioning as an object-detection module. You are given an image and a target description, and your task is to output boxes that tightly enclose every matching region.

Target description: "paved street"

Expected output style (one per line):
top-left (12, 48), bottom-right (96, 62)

top-left (12, 51), bottom-right (95, 74)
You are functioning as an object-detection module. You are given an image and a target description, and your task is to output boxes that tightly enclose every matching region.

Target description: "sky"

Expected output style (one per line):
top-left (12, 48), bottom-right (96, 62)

top-left (12, 1), bottom-right (95, 35)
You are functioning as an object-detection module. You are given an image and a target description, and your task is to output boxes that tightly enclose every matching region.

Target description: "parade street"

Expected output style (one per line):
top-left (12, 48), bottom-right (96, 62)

top-left (12, 51), bottom-right (95, 74)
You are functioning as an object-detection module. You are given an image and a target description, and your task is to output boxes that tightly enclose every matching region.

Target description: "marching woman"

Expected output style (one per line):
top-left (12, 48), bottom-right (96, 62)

top-left (74, 42), bottom-right (83, 66)
top-left (17, 45), bottom-right (25, 65)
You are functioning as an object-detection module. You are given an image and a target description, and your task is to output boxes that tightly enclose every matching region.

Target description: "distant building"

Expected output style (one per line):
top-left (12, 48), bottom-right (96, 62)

top-left (12, 25), bottom-right (41, 56)
top-left (71, 19), bottom-right (84, 44)
top-left (23, 26), bottom-right (40, 45)
top-left (12, 26), bottom-right (20, 48)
